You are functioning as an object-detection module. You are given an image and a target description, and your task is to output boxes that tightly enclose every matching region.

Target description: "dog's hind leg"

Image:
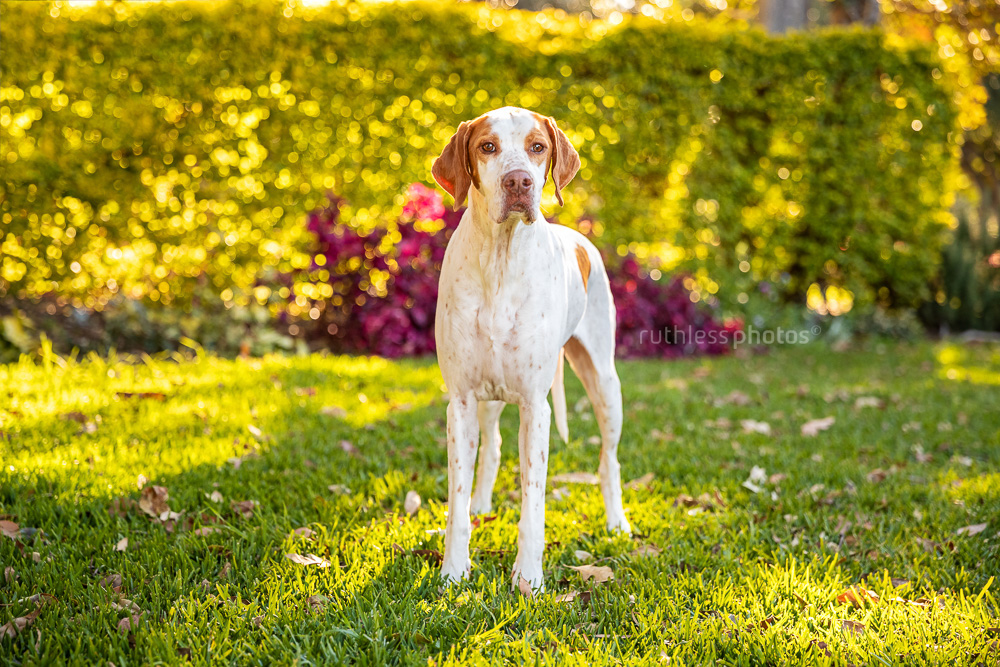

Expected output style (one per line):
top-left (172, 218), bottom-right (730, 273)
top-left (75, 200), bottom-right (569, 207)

top-left (564, 286), bottom-right (631, 534)
top-left (470, 400), bottom-right (504, 515)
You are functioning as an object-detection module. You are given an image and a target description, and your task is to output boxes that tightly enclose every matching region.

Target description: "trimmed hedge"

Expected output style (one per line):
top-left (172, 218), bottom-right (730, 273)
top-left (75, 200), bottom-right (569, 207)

top-left (0, 0), bottom-right (961, 318)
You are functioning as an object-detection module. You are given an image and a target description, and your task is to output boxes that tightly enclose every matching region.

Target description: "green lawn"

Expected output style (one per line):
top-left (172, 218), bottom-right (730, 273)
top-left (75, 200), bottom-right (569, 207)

top-left (1, 341), bottom-right (998, 665)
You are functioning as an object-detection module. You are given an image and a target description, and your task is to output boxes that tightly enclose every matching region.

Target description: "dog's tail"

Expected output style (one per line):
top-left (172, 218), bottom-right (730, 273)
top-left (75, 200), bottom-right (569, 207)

top-left (551, 348), bottom-right (569, 443)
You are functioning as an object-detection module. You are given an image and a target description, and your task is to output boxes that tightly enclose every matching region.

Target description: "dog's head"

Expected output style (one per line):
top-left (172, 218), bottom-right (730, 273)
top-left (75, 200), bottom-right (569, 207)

top-left (432, 107), bottom-right (580, 224)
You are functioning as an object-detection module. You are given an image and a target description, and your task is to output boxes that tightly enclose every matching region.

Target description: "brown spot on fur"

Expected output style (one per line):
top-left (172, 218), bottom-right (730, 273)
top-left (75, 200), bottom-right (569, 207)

top-left (575, 244), bottom-right (591, 292)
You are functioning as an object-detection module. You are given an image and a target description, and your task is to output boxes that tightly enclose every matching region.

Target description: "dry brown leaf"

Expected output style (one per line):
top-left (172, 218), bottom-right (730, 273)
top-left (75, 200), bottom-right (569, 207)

top-left (841, 619), bottom-right (865, 635)
top-left (117, 613), bottom-right (143, 636)
top-left (110, 598), bottom-right (141, 614)
top-left (836, 585), bottom-right (879, 607)
top-left (568, 564), bottom-right (614, 584)
top-left (956, 522), bottom-right (988, 537)
top-left (138, 485), bottom-right (170, 519)
top-left (630, 544), bottom-right (662, 558)
top-left (285, 553), bottom-right (331, 568)
top-left (551, 472), bottom-right (599, 485)
top-left (339, 440), bottom-right (360, 457)
top-left (854, 396), bottom-right (884, 409)
top-left (328, 484), bottom-right (351, 495)
top-left (291, 527), bottom-right (315, 539)
top-left (207, 491), bottom-right (223, 503)
top-left (517, 577), bottom-right (534, 598)
top-left (866, 468), bottom-right (889, 484)
top-left (626, 472), bottom-right (655, 490)
top-left (320, 406), bottom-right (347, 419)
top-left (230, 500), bottom-right (258, 519)
top-left (295, 387), bottom-right (317, 397)
top-left (218, 562), bottom-right (232, 579)
top-left (740, 419), bottom-right (772, 436)
top-left (404, 491), bottom-right (421, 516)
top-left (115, 537), bottom-right (128, 552)
top-left (717, 390), bottom-right (752, 407)
top-left (100, 574), bottom-right (122, 593)
top-left (801, 416), bottom-right (836, 437)
top-left (4, 567), bottom-right (15, 584)
top-left (0, 520), bottom-right (19, 539)
top-left (108, 497), bottom-right (137, 518)
top-left (192, 527), bottom-right (219, 537)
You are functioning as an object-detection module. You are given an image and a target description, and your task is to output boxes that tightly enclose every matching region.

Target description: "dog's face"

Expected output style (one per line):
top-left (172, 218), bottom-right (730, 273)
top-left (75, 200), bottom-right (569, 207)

top-left (432, 107), bottom-right (581, 224)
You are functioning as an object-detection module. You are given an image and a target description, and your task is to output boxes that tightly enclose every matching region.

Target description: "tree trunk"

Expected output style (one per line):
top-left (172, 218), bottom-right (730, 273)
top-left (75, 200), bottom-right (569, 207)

top-left (761, 0), bottom-right (807, 34)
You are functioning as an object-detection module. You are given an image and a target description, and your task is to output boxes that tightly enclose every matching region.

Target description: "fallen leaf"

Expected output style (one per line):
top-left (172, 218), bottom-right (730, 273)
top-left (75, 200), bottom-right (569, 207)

top-left (551, 472), bottom-right (599, 485)
top-left (809, 639), bottom-right (831, 657)
top-left (717, 390), bottom-right (752, 407)
top-left (60, 412), bottom-right (87, 424)
top-left (841, 619), bottom-right (865, 634)
top-left (320, 406), bottom-right (347, 418)
top-left (626, 472), bottom-right (655, 490)
top-left (110, 598), bottom-right (141, 614)
top-left (328, 484), bottom-right (351, 495)
top-left (31, 552), bottom-right (40, 563)
top-left (230, 500), bottom-right (257, 519)
top-left (4, 567), bottom-right (15, 584)
top-left (227, 457), bottom-right (243, 470)
top-left (339, 440), bottom-right (359, 457)
top-left (0, 520), bottom-right (18, 539)
top-left (836, 585), bottom-right (879, 607)
top-left (291, 527), bottom-right (315, 539)
top-left (285, 553), bottom-right (331, 568)
top-left (866, 468), bottom-right (889, 484)
top-left (854, 396), bottom-right (884, 409)
top-left (115, 392), bottom-right (166, 400)
top-left (404, 491), bottom-right (421, 516)
top-left (295, 387), bottom-right (317, 397)
top-left (568, 564), bottom-right (614, 584)
top-left (192, 527), bottom-right (219, 537)
top-left (411, 549), bottom-right (443, 564)
top-left (99, 574), bottom-right (122, 593)
top-left (117, 613), bottom-right (143, 635)
top-left (956, 523), bottom-right (988, 537)
top-left (574, 550), bottom-right (593, 562)
top-left (740, 419), bottom-right (771, 436)
top-left (207, 491), bottom-right (223, 503)
top-left (108, 497), bottom-right (137, 518)
top-left (115, 537), bottom-right (128, 552)
top-left (218, 562), bottom-right (232, 579)
top-left (517, 577), bottom-right (533, 598)
top-left (247, 424), bottom-right (264, 439)
top-left (801, 417), bottom-right (835, 437)
top-left (138, 486), bottom-right (170, 519)
top-left (306, 594), bottom-right (328, 612)
top-left (555, 590), bottom-right (581, 603)
top-left (630, 544), bottom-right (662, 558)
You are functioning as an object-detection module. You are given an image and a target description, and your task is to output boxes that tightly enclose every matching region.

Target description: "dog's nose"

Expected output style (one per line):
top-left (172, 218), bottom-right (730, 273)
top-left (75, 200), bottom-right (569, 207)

top-left (502, 170), bottom-right (533, 196)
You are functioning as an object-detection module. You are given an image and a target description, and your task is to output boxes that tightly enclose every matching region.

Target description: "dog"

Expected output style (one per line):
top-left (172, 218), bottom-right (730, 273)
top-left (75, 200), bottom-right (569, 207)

top-left (432, 106), bottom-right (630, 592)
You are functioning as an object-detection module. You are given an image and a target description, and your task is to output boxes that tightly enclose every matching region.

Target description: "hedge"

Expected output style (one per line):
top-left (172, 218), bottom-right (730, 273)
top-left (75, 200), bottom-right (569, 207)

top-left (0, 0), bottom-right (962, 318)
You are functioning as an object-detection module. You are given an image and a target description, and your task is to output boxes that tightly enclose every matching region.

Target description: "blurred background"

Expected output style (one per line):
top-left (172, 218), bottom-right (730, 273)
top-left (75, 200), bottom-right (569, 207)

top-left (1, 0), bottom-right (997, 361)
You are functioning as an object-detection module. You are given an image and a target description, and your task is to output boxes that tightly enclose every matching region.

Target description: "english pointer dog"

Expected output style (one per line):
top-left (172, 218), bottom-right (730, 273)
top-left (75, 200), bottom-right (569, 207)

top-left (432, 107), bottom-right (629, 592)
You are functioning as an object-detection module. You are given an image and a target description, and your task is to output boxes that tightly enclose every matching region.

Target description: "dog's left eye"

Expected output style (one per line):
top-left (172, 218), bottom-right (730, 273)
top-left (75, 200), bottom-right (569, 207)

top-left (530, 143), bottom-right (545, 153)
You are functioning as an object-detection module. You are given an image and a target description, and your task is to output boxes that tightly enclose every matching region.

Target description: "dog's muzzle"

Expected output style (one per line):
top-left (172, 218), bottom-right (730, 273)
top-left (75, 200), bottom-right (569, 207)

top-left (501, 169), bottom-right (535, 223)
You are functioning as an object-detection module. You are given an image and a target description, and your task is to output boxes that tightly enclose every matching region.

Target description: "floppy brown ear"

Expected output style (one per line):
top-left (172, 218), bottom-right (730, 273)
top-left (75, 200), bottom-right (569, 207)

top-left (432, 121), bottom-right (474, 211)
top-left (544, 117), bottom-right (580, 207)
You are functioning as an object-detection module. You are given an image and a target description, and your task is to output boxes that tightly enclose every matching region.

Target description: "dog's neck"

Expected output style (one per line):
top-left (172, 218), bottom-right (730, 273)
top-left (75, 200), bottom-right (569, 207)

top-left (465, 190), bottom-right (542, 300)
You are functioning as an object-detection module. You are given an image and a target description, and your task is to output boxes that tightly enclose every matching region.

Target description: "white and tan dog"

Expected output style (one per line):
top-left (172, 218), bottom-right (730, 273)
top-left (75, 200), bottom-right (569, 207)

top-left (432, 107), bottom-right (630, 592)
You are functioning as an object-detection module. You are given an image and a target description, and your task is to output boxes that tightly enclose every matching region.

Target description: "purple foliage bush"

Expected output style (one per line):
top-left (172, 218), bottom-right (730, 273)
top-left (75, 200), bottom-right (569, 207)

top-left (303, 185), bottom-right (739, 358)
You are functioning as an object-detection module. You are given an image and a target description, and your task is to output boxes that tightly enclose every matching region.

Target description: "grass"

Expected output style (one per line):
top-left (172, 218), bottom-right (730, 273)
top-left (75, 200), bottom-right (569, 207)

top-left (1, 340), bottom-right (998, 666)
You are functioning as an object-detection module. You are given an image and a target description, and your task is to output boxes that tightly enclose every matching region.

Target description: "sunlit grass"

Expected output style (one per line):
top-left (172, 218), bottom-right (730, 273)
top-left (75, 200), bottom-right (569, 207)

top-left (1, 341), bottom-right (998, 664)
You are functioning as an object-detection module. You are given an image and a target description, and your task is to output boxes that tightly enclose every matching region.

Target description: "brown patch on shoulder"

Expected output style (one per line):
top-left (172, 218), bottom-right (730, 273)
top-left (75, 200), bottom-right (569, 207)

top-left (574, 244), bottom-right (591, 292)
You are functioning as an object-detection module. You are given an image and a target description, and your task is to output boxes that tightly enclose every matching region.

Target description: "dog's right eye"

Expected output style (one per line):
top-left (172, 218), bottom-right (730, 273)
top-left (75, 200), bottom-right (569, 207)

top-left (481, 142), bottom-right (496, 153)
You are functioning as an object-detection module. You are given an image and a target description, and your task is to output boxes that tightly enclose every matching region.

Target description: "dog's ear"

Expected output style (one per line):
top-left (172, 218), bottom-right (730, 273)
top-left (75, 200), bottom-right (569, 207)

top-left (544, 117), bottom-right (580, 207)
top-left (432, 121), bottom-right (475, 211)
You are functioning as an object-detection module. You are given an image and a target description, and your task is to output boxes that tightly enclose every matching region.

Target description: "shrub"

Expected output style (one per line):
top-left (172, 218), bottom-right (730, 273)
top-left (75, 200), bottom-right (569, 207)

top-left (0, 0), bottom-right (964, 330)
top-left (302, 185), bottom-right (735, 358)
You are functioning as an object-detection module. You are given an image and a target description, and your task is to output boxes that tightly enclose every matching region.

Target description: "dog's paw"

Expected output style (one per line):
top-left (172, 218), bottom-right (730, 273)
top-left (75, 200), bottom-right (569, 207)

top-left (606, 515), bottom-right (632, 535)
top-left (440, 560), bottom-right (471, 585)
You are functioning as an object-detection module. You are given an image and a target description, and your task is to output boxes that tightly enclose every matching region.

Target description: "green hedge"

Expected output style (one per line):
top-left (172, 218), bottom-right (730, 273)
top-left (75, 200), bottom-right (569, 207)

top-left (0, 0), bottom-right (961, 315)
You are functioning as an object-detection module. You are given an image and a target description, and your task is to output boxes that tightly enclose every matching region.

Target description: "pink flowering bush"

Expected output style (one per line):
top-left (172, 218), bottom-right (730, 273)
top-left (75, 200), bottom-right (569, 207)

top-left (303, 185), bottom-right (738, 358)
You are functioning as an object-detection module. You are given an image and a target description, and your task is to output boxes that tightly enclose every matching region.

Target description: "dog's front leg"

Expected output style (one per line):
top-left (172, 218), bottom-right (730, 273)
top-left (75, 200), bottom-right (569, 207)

top-left (441, 394), bottom-right (479, 583)
top-left (512, 398), bottom-right (551, 593)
